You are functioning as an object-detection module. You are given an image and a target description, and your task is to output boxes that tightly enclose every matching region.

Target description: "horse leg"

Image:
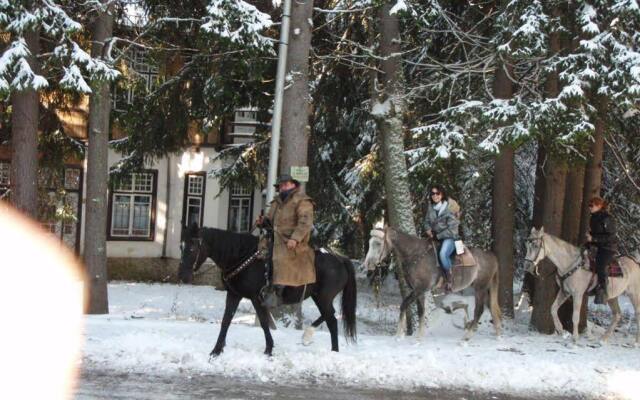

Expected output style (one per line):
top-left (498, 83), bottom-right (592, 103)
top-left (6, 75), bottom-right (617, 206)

top-left (463, 290), bottom-right (486, 341)
top-left (397, 290), bottom-right (417, 338)
top-left (210, 292), bottom-right (242, 358)
top-left (601, 297), bottom-right (622, 344)
top-left (416, 293), bottom-right (427, 338)
top-left (302, 306), bottom-right (325, 346)
top-left (632, 294), bottom-right (640, 346)
top-left (550, 290), bottom-right (570, 336)
top-left (488, 271), bottom-right (502, 337)
top-left (312, 295), bottom-right (339, 352)
top-left (571, 292), bottom-right (585, 342)
top-left (250, 299), bottom-right (275, 356)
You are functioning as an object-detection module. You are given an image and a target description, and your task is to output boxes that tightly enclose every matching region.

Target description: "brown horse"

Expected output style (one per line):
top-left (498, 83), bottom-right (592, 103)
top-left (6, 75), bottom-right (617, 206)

top-left (363, 226), bottom-right (502, 340)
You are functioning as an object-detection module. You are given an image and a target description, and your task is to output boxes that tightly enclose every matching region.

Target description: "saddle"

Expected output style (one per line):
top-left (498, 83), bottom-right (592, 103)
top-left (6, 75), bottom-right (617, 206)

top-left (585, 253), bottom-right (623, 277)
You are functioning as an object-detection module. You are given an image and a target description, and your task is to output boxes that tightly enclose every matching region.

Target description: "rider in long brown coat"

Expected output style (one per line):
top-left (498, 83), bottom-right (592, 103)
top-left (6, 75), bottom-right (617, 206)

top-left (258, 174), bottom-right (316, 308)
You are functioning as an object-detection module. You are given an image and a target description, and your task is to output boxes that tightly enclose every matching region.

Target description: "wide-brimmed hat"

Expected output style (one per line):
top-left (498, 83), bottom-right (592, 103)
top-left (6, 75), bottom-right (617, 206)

top-left (274, 173), bottom-right (300, 187)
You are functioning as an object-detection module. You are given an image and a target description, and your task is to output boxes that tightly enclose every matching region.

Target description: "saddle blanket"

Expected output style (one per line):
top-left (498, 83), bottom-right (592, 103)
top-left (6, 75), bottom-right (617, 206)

top-left (587, 255), bottom-right (623, 277)
top-left (453, 247), bottom-right (475, 268)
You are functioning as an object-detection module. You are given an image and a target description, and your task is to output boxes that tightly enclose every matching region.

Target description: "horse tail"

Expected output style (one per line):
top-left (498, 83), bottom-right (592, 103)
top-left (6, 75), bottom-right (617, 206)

top-left (489, 268), bottom-right (502, 322)
top-left (340, 257), bottom-right (357, 342)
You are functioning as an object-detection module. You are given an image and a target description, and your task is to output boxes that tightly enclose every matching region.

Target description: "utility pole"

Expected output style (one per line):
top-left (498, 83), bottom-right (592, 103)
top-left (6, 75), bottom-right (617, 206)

top-left (266, 0), bottom-right (292, 204)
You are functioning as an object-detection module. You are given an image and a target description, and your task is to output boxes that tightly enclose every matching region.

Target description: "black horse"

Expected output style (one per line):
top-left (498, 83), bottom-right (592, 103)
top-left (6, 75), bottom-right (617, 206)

top-left (178, 224), bottom-right (357, 356)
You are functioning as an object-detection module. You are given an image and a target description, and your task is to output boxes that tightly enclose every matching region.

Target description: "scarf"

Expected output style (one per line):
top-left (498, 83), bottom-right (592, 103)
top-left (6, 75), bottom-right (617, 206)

top-left (279, 188), bottom-right (295, 201)
top-left (433, 200), bottom-right (448, 216)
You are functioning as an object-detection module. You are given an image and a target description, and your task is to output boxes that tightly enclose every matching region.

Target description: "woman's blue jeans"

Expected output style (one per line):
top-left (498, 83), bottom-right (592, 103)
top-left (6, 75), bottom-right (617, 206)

top-left (439, 238), bottom-right (455, 270)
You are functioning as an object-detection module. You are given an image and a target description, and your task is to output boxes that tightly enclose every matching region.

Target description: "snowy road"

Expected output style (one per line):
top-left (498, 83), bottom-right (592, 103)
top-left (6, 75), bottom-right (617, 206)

top-left (75, 368), bottom-right (578, 400)
top-left (78, 282), bottom-right (640, 399)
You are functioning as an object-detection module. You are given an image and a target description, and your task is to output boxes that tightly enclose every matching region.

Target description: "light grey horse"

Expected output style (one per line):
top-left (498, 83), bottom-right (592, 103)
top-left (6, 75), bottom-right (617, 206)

top-left (524, 227), bottom-right (640, 345)
top-left (363, 227), bottom-right (502, 340)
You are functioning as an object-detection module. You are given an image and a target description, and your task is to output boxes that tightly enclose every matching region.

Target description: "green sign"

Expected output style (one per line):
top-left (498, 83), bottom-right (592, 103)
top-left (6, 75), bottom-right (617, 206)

top-left (290, 166), bottom-right (309, 182)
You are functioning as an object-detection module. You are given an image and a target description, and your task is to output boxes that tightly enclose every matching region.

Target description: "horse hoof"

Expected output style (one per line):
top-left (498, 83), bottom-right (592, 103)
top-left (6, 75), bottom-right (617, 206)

top-left (302, 327), bottom-right (315, 346)
top-left (562, 331), bottom-right (571, 340)
top-left (209, 348), bottom-right (222, 360)
top-left (264, 349), bottom-right (273, 357)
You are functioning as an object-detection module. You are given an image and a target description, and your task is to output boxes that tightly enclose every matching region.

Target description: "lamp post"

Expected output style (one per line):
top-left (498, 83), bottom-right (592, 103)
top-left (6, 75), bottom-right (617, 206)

top-left (266, 0), bottom-right (292, 204)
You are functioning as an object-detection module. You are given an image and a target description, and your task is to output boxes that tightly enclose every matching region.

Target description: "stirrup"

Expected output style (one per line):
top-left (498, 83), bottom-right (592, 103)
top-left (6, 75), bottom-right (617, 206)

top-left (260, 285), bottom-right (283, 308)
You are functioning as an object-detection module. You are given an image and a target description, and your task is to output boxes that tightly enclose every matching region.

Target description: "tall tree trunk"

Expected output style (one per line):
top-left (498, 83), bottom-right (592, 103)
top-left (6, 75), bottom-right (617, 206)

top-left (531, 157), bottom-right (568, 333)
top-left (83, 4), bottom-right (114, 314)
top-left (10, 30), bottom-right (40, 218)
top-left (559, 164), bottom-right (588, 332)
top-left (275, 0), bottom-right (314, 330)
top-left (373, 2), bottom-right (418, 333)
top-left (531, 144), bottom-right (546, 229)
top-left (531, 7), bottom-right (569, 333)
top-left (280, 0), bottom-right (313, 178)
top-left (579, 96), bottom-right (607, 243)
top-left (492, 62), bottom-right (515, 318)
top-left (562, 166), bottom-right (586, 244)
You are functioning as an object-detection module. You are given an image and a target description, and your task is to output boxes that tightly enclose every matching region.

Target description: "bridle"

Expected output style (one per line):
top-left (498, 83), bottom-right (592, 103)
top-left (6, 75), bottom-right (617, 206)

top-left (524, 235), bottom-right (546, 276)
top-left (371, 227), bottom-right (390, 267)
top-left (181, 237), bottom-right (206, 273)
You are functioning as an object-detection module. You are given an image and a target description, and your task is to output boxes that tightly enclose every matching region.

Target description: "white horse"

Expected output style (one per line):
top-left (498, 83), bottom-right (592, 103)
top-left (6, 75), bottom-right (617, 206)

top-left (524, 227), bottom-right (640, 345)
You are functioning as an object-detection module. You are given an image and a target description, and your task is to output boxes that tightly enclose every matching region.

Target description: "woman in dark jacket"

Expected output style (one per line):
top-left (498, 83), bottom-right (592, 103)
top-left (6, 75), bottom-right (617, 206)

top-left (587, 197), bottom-right (617, 305)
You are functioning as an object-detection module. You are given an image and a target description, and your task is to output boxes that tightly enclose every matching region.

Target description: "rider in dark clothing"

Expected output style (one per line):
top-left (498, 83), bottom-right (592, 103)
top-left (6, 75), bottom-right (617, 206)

top-left (586, 197), bottom-right (617, 305)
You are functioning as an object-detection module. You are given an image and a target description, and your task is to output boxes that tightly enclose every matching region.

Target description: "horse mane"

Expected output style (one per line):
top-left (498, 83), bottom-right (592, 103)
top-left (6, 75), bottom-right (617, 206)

top-left (200, 228), bottom-right (259, 266)
top-left (391, 228), bottom-right (425, 243)
top-left (387, 227), bottom-right (433, 258)
top-left (541, 230), bottom-right (580, 254)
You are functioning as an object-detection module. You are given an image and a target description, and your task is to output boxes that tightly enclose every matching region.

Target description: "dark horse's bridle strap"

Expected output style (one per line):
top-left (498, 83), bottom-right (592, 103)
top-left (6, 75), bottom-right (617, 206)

top-left (223, 249), bottom-right (265, 282)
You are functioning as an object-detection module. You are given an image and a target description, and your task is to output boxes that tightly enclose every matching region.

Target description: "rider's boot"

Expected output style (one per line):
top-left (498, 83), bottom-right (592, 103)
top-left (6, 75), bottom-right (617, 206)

top-left (594, 285), bottom-right (605, 305)
top-left (443, 269), bottom-right (453, 294)
top-left (262, 284), bottom-right (285, 308)
top-left (594, 276), bottom-right (607, 305)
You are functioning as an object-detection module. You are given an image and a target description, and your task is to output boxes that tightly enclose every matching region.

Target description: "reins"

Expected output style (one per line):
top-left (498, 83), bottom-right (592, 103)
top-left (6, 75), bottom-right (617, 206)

top-left (222, 249), bottom-right (266, 282)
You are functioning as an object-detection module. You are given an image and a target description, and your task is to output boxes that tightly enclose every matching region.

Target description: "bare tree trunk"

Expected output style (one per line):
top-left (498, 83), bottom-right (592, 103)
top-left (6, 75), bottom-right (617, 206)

top-left (531, 157), bottom-right (568, 333)
top-left (531, 144), bottom-right (546, 229)
top-left (83, 4), bottom-right (114, 314)
top-left (492, 62), bottom-right (515, 318)
top-left (579, 96), bottom-right (607, 243)
top-left (275, 0), bottom-right (314, 330)
top-left (10, 30), bottom-right (40, 218)
top-left (531, 8), bottom-right (569, 333)
top-left (560, 164), bottom-right (588, 332)
top-left (373, 2), bottom-right (418, 333)
top-left (280, 0), bottom-right (313, 178)
top-left (562, 166), bottom-right (585, 244)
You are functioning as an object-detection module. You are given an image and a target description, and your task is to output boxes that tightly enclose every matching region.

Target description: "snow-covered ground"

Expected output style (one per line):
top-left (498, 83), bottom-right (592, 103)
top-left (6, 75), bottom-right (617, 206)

top-left (82, 275), bottom-right (640, 399)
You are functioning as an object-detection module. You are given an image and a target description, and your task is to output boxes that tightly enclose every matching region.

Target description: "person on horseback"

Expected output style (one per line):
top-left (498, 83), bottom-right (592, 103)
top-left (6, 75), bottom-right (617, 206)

top-left (586, 197), bottom-right (617, 305)
top-left (256, 174), bottom-right (316, 308)
top-left (424, 185), bottom-right (461, 293)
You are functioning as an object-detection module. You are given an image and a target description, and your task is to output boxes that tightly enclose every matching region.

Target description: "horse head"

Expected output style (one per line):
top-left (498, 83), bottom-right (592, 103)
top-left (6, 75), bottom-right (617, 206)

top-left (524, 226), bottom-right (547, 275)
top-left (363, 226), bottom-right (392, 271)
top-left (178, 223), bottom-right (209, 283)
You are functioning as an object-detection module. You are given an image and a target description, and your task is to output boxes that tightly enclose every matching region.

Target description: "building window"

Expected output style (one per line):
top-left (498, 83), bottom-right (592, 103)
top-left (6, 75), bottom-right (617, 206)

top-left (37, 166), bottom-right (83, 252)
top-left (183, 173), bottom-right (206, 228)
top-left (109, 171), bottom-right (157, 240)
top-left (225, 107), bottom-right (266, 146)
top-left (112, 49), bottom-right (161, 111)
top-left (228, 184), bottom-right (253, 233)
